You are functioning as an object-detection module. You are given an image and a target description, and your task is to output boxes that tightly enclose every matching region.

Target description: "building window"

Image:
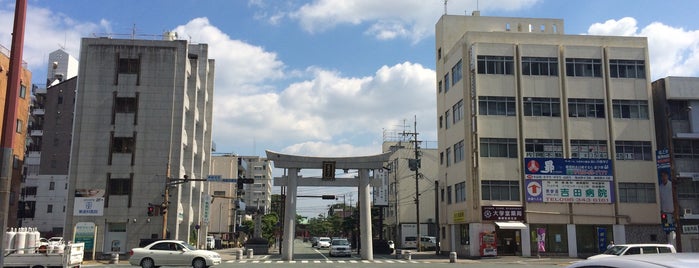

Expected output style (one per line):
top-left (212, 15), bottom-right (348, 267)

top-left (571, 140), bottom-right (608, 159)
top-left (568, 98), bottom-right (605, 118)
top-left (619, 183), bottom-right (655, 203)
top-left (479, 96), bottom-right (516, 116)
top-left (438, 80), bottom-right (443, 93)
top-left (47, 204), bottom-right (53, 213)
top-left (453, 99), bottom-right (464, 124)
top-left (452, 59), bottom-right (463, 85)
top-left (609, 59), bottom-right (645, 78)
top-left (439, 115), bottom-right (443, 128)
top-left (445, 147), bottom-right (452, 166)
top-left (444, 73), bottom-right (450, 92)
top-left (21, 187), bottom-right (37, 196)
top-left (481, 180), bottom-right (520, 201)
top-left (114, 97), bottom-right (138, 113)
top-left (441, 188), bottom-right (445, 202)
top-left (673, 139), bottom-right (699, 159)
top-left (477, 55), bottom-right (514, 75)
top-left (524, 97), bottom-right (561, 117)
top-left (49, 181), bottom-right (55, 190)
top-left (439, 151), bottom-right (444, 165)
top-left (18, 201), bottom-right (36, 218)
top-left (109, 178), bottom-right (131, 195)
top-left (678, 180), bottom-right (699, 199)
top-left (213, 190), bottom-right (226, 196)
top-left (480, 138), bottom-right (518, 158)
top-left (445, 110), bottom-right (451, 129)
top-left (615, 141), bottom-right (652, 161)
top-left (15, 119), bottom-right (22, 134)
top-left (454, 140), bottom-right (465, 163)
top-left (668, 100), bottom-right (690, 120)
top-left (455, 182), bottom-right (466, 202)
top-left (522, 57), bottom-right (558, 76)
top-left (612, 100), bottom-right (648, 119)
top-left (118, 58), bottom-right (140, 74)
top-left (111, 137), bottom-right (135, 153)
top-left (565, 58), bottom-right (602, 77)
top-left (525, 139), bottom-right (563, 158)
top-left (19, 84), bottom-right (26, 99)
top-left (447, 186), bottom-right (452, 204)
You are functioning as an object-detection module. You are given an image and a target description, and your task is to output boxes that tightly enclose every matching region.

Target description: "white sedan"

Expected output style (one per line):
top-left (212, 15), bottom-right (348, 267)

top-left (128, 240), bottom-right (221, 268)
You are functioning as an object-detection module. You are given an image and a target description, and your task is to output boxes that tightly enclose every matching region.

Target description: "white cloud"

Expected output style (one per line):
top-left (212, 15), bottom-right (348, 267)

top-left (0, 5), bottom-right (105, 81)
top-left (587, 17), bottom-right (699, 79)
top-left (287, 0), bottom-right (540, 42)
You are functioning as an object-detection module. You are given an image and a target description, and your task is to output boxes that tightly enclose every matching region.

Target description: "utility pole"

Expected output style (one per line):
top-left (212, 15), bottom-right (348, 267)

top-left (403, 116), bottom-right (421, 251)
top-left (162, 173), bottom-right (206, 239)
top-left (0, 1), bottom-right (27, 267)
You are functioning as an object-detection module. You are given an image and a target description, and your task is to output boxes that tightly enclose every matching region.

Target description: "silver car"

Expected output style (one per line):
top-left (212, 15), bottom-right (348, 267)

top-left (329, 239), bottom-right (351, 257)
top-left (568, 253), bottom-right (699, 268)
top-left (128, 240), bottom-right (221, 268)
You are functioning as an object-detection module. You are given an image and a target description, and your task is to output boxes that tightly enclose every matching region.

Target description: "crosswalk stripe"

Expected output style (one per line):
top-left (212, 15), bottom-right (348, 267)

top-left (252, 260), bottom-right (259, 263)
top-left (349, 260), bottom-right (358, 263)
top-left (264, 260), bottom-right (272, 263)
top-left (313, 260), bottom-right (321, 263)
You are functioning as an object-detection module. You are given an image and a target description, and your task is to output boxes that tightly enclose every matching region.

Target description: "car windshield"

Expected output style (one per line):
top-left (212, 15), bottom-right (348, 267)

top-left (320, 238), bottom-right (331, 242)
top-left (332, 240), bottom-right (349, 246)
top-left (603, 245), bottom-right (627, 256)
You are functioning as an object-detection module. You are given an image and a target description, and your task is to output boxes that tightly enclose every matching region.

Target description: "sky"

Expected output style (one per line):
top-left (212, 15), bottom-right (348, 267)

top-left (2, 0), bottom-right (699, 218)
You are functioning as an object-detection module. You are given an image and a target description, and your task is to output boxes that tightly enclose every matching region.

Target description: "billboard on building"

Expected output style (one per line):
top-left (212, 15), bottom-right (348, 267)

top-left (524, 158), bottom-right (614, 204)
top-left (73, 189), bottom-right (105, 216)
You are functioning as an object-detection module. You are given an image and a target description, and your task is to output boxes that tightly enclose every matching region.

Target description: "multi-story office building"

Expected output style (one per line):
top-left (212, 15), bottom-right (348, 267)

top-left (65, 36), bottom-right (214, 255)
top-left (20, 49), bottom-right (78, 236)
top-left (651, 76), bottom-right (699, 252)
top-left (381, 130), bottom-right (438, 249)
top-left (0, 44), bottom-right (32, 228)
top-left (436, 13), bottom-right (663, 258)
top-left (207, 155), bottom-right (247, 245)
top-left (239, 156), bottom-right (272, 215)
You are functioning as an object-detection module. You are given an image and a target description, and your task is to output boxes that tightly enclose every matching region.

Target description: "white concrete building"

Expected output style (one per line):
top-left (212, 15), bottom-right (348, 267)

top-left (20, 49), bottom-right (78, 236)
top-left (240, 156), bottom-right (272, 214)
top-left (436, 13), bottom-right (663, 258)
top-left (381, 130), bottom-right (439, 249)
top-left (64, 36), bottom-right (214, 256)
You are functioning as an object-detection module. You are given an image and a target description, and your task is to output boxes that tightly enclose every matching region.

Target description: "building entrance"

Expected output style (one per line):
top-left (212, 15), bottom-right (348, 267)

top-left (497, 229), bottom-right (520, 255)
top-left (266, 150), bottom-right (391, 261)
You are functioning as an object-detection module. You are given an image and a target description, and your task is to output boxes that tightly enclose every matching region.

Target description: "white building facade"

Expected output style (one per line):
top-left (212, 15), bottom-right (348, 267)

top-left (240, 156), bottom-right (272, 215)
top-left (436, 13), bottom-right (664, 258)
top-left (65, 36), bottom-right (214, 256)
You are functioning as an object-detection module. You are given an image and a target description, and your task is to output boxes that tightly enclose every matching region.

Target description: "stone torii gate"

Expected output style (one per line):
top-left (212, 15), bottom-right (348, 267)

top-left (266, 150), bottom-right (391, 261)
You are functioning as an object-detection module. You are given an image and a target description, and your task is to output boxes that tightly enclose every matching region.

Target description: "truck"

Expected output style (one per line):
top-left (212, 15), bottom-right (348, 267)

top-left (3, 242), bottom-right (84, 268)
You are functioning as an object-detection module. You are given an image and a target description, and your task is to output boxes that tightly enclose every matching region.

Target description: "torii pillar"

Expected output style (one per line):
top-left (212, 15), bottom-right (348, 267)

top-left (266, 150), bottom-right (391, 261)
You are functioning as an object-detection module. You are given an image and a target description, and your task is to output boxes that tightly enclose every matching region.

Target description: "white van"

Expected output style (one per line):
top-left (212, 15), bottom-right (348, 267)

top-left (206, 235), bottom-right (215, 250)
top-left (588, 244), bottom-right (676, 259)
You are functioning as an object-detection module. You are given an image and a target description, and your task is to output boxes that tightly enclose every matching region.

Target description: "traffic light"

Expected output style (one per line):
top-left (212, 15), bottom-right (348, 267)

top-left (661, 213), bottom-right (668, 225)
top-left (161, 203), bottom-right (168, 215)
top-left (147, 205), bottom-right (154, 216)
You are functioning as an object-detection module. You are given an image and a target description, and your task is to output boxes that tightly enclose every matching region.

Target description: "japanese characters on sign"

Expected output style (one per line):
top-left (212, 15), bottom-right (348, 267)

top-left (482, 206), bottom-right (524, 221)
top-left (524, 158), bottom-right (614, 204)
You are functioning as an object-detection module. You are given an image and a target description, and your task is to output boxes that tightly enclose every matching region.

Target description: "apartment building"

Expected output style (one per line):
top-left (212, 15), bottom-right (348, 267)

top-left (436, 13), bottom-right (663, 258)
top-left (207, 155), bottom-right (247, 245)
top-left (20, 49), bottom-right (78, 236)
top-left (381, 130), bottom-right (438, 249)
top-left (64, 36), bottom-right (214, 256)
top-left (651, 76), bottom-right (699, 252)
top-left (0, 44), bottom-right (32, 228)
top-left (239, 156), bottom-right (272, 215)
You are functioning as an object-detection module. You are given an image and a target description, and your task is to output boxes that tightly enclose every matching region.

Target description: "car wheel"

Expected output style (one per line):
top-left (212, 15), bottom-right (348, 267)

top-left (140, 258), bottom-right (155, 268)
top-left (192, 257), bottom-right (207, 268)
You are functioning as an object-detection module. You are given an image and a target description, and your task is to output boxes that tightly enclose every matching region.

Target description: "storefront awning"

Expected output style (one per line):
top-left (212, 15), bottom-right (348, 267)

top-left (495, 222), bottom-right (527, 229)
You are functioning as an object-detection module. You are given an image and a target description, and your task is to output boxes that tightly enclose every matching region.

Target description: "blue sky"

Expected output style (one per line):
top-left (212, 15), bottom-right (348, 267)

top-left (2, 0), bottom-right (699, 217)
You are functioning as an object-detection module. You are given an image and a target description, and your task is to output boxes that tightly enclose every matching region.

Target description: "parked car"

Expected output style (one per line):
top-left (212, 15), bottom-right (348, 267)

top-left (128, 240), bottom-right (221, 268)
top-left (317, 237), bottom-right (332, 248)
top-left (47, 237), bottom-right (64, 245)
top-left (587, 244), bottom-right (676, 259)
top-left (568, 253), bottom-right (699, 268)
top-left (329, 238), bottom-right (351, 257)
top-left (420, 236), bottom-right (438, 250)
top-left (403, 236), bottom-right (417, 249)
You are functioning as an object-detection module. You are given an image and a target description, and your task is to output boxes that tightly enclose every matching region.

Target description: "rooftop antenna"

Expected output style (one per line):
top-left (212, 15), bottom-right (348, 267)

top-left (443, 0), bottom-right (448, 15)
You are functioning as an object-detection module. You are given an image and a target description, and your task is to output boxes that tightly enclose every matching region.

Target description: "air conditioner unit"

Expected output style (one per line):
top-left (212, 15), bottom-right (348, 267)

top-left (685, 208), bottom-right (693, 215)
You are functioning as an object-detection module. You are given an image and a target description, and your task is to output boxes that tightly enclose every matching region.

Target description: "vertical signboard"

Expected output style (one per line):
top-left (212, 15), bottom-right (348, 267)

top-left (372, 168), bottom-right (389, 206)
top-left (74, 222), bottom-right (97, 260)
